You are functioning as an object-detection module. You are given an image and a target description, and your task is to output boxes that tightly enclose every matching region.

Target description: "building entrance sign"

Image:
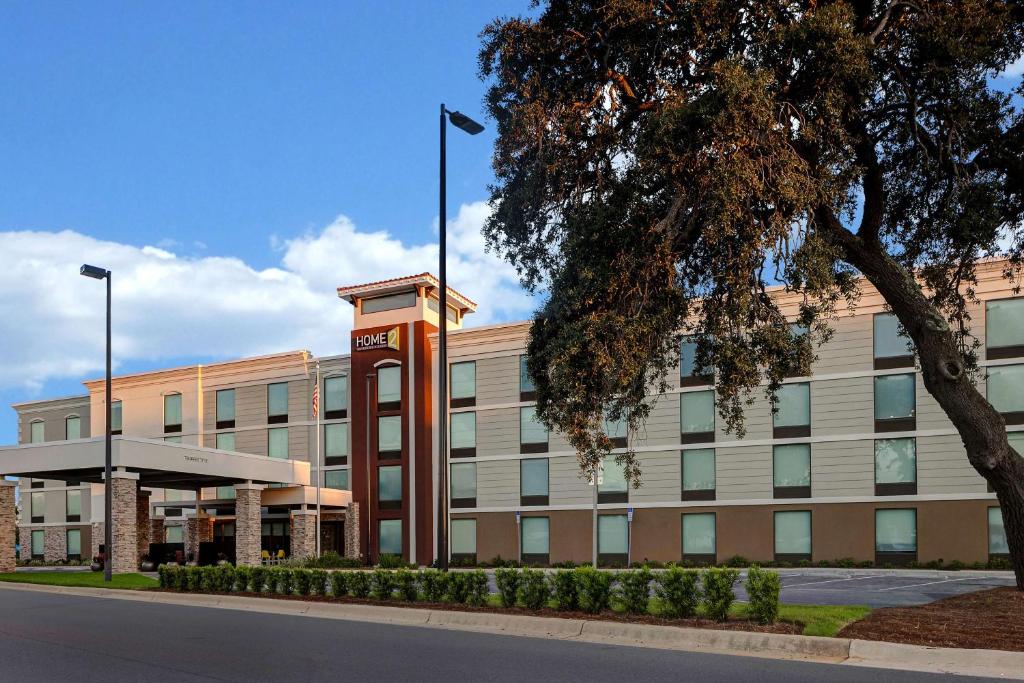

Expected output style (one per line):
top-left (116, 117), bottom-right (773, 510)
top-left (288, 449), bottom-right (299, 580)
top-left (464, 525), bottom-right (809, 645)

top-left (354, 326), bottom-right (400, 352)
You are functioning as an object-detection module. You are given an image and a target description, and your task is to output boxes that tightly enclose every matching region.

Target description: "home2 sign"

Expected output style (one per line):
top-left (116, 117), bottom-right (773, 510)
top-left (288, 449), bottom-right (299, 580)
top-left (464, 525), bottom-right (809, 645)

top-left (354, 326), bottom-right (401, 352)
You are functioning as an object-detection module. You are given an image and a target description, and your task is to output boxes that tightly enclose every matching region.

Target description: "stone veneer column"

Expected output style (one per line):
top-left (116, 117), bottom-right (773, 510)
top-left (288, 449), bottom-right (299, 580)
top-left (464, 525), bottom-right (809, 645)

top-left (290, 509), bottom-right (317, 561)
top-left (136, 489), bottom-right (151, 560)
top-left (43, 527), bottom-right (67, 563)
top-left (184, 516), bottom-right (214, 563)
top-left (343, 502), bottom-right (361, 560)
top-left (150, 517), bottom-right (166, 545)
top-left (234, 483), bottom-right (264, 567)
top-left (0, 482), bottom-right (16, 572)
top-left (91, 522), bottom-right (104, 560)
top-left (110, 472), bottom-right (138, 574)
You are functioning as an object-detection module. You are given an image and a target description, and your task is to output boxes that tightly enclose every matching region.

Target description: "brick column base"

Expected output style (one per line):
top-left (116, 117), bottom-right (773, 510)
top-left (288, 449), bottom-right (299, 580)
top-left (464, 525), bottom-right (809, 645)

top-left (91, 522), bottom-right (104, 560)
top-left (290, 510), bottom-right (317, 561)
top-left (110, 473), bottom-right (138, 574)
top-left (0, 482), bottom-right (16, 572)
top-left (44, 527), bottom-right (67, 563)
top-left (136, 490), bottom-right (151, 561)
top-left (234, 483), bottom-right (264, 567)
top-left (150, 518), bottom-right (166, 545)
top-left (184, 516), bottom-right (214, 563)
top-left (343, 502), bottom-right (361, 560)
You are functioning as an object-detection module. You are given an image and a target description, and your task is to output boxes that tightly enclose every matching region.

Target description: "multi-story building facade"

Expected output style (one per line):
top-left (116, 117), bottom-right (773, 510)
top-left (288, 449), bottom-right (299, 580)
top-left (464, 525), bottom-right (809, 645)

top-left (6, 264), bottom-right (1019, 567)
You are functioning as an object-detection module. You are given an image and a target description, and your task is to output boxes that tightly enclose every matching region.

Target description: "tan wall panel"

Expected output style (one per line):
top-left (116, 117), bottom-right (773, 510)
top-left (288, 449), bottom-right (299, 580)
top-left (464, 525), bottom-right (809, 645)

top-left (717, 506), bottom-right (775, 562)
top-left (716, 445), bottom-right (773, 501)
top-left (811, 439), bottom-right (875, 497)
top-left (475, 459), bottom-right (520, 508)
top-left (630, 507), bottom-right (680, 563)
top-left (917, 434), bottom-right (986, 495)
top-left (549, 457), bottom-right (593, 506)
top-left (475, 355), bottom-right (518, 407)
top-left (630, 451), bottom-right (681, 502)
top-left (475, 407), bottom-right (519, 458)
top-left (917, 499), bottom-right (990, 563)
top-left (811, 376), bottom-right (873, 436)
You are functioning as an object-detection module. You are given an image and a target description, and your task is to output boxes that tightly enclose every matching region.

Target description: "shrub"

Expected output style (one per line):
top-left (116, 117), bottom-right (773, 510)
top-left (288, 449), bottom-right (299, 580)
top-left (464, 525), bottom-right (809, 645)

top-left (701, 568), bottom-right (739, 621)
top-left (199, 566), bottom-right (219, 592)
top-left (495, 568), bottom-right (522, 607)
top-left (372, 569), bottom-right (397, 600)
top-left (330, 571), bottom-right (350, 598)
top-left (723, 555), bottom-right (749, 568)
top-left (395, 568), bottom-right (419, 601)
top-left (251, 566), bottom-right (270, 594)
top-left (349, 571), bottom-right (371, 598)
top-left (186, 567), bottom-right (204, 592)
top-left (418, 569), bottom-right (448, 602)
top-left (294, 569), bottom-right (313, 596)
top-left (377, 554), bottom-right (408, 569)
top-left (233, 566), bottom-right (253, 593)
top-left (745, 566), bottom-right (780, 624)
top-left (617, 568), bottom-right (652, 615)
top-left (655, 566), bottom-right (700, 618)
top-left (466, 570), bottom-right (489, 607)
top-left (274, 568), bottom-right (295, 595)
top-left (158, 565), bottom-right (172, 588)
top-left (550, 570), bottom-right (578, 611)
top-left (574, 567), bottom-right (612, 614)
top-left (519, 569), bottom-right (550, 610)
top-left (446, 572), bottom-right (471, 604)
top-left (309, 569), bottom-right (329, 595)
top-left (216, 564), bottom-right (236, 592)
top-left (305, 551), bottom-right (362, 569)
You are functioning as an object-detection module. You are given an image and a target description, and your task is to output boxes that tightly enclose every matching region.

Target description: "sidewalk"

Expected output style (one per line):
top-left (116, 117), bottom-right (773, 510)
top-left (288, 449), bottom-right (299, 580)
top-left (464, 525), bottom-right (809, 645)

top-left (1, 581), bottom-right (1020, 679)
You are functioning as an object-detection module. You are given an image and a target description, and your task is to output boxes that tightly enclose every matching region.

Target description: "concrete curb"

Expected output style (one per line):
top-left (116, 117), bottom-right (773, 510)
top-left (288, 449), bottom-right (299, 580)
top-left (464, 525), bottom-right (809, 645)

top-left (846, 639), bottom-right (1024, 680)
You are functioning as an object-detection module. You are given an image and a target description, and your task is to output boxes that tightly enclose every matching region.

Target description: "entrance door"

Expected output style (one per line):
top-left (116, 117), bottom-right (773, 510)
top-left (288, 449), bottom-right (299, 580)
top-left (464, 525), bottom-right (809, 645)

top-left (320, 522), bottom-right (344, 556)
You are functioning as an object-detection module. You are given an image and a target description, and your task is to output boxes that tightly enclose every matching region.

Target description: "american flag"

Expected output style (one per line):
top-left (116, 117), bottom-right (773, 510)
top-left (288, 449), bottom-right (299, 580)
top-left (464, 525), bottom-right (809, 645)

top-left (312, 383), bottom-right (319, 419)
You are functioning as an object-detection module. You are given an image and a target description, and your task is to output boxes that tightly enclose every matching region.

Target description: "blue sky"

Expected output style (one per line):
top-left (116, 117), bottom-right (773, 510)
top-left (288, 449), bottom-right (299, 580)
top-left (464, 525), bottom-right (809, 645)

top-left (0, 2), bottom-right (536, 444)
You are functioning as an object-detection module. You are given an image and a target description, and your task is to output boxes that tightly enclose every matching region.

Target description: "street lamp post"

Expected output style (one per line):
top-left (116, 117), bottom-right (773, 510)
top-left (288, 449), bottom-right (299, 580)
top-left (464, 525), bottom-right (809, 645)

top-left (437, 104), bottom-right (484, 571)
top-left (80, 264), bottom-right (113, 582)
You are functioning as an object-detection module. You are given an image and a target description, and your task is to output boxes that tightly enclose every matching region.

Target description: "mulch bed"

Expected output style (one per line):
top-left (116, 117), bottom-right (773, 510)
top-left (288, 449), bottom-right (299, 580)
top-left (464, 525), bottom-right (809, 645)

top-left (154, 589), bottom-right (799, 635)
top-left (838, 587), bottom-right (1024, 652)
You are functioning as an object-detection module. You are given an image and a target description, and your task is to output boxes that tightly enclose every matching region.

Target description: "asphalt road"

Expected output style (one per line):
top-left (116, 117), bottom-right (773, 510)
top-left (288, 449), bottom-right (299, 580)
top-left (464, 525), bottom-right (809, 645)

top-left (0, 587), bottom-right (1003, 682)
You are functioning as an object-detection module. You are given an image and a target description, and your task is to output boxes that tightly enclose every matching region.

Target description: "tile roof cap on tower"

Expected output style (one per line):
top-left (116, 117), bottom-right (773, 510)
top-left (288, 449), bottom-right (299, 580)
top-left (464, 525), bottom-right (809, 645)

top-left (337, 273), bottom-right (478, 312)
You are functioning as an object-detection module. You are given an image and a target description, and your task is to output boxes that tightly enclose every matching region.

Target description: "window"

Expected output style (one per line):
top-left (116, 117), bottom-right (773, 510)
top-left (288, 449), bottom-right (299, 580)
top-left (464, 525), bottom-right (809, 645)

top-left (66, 490), bottom-right (81, 522)
top-left (377, 365), bottom-right (401, 410)
top-left (325, 469), bottom-right (349, 490)
top-left (773, 444), bottom-right (811, 498)
top-left (874, 374), bottom-right (916, 432)
top-left (378, 465), bottom-right (402, 509)
top-left (216, 432), bottom-right (236, 452)
top-left (519, 355), bottom-right (536, 401)
top-left (986, 298), bottom-right (1024, 360)
top-left (450, 462), bottom-right (476, 508)
top-left (66, 529), bottom-right (82, 560)
top-left (378, 519), bottom-right (402, 556)
top-left (521, 516), bottom-right (550, 565)
top-left (111, 400), bottom-right (122, 435)
top-left (681, 448), bottom-right (716, 500)
top-left (604, 410), bottom-right (628, 448)
top-left (597, 515), bottom-right (629, 566)
top-left (520, 406), bottom-right (548, 453)
top-left (164, 393), bottom-right (182, 433)
top-left (875, 438), bottom-right (917, 495)
top-left (451, 518), bottom-right (477, 562)
top-left (268, 427), bottom-right (289, 459)
top-left (598, 456), bottom-right (628, 504)
top-left (65, 416), bottom-right (80, 440)
top-left (377, 415), bottom-right (402, 459)
top-left (31, 491), bottom-right (44, 523)
top-left (324, 376), bottom-right (348, 419)
top-left (30, 479), bottom-right (43, 489)
top-left (267, 383), bottom-right (289, 423)
top-left (520, 458), bottom-right (549, 506)
top-left (216, 389), bottom-right (235, 429)
top-left (166, 526), bottom-right (184, 544)
top-left (164, 435), bottom-right (182, 444)
top-left (1010, 431), bottom-right (1024, 458)
top-left (31, 530), bottom-right (44, 559)
top-left (216, 485), bottom-right (236, 500)
top-left (427, 295), bottom-right (459, 322)
top-left (324, 423), bottom-right (349, 465)
top-left (680, 390), bottom-right (715, 443)
top-left (682, 513), bottom-right (716, 564)
top-left (680, 336), bottom-right (712, 386)
top-left (362, 291), bottom-right (415, 314)
top-left (450, 411), bottom-right (476, 458)
top-left (988, 364), bottom-right (1024, 424)
top-left (989, 507), bottom-right (1008, 557)
top-left (774, 510), bottom-right (812, 561)
top-left (873, 313), bottom-right (914, 369)
top-left (29, 420), bottom-right (44, 444)
top-left (875, 508), bottom-right (917, 564)
top-left (785, 323), bottom-right (811, 377)
top-left (773, 383), bottom-right (810, 438)
top-left (450, 361), bottom-right (476, 408)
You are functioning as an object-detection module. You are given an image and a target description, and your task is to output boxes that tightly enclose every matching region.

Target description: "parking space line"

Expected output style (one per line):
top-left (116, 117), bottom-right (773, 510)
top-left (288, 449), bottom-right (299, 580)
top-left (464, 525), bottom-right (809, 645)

top-left (874, 577), bottom-right (972, 591)
top-left (782, 576), bottom-right (878, 588)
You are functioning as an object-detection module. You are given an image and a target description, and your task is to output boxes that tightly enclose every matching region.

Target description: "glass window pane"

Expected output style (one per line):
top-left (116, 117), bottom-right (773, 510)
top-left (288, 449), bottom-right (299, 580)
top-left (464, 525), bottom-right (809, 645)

top-left (599, 456), bottom-right (627, 493)
top-left (164, 394), bottom-right (182, 426)
top-left (164, 435), bottom-right (182, 444)
top-left (874, 374), bottom-right (916, 420)
top-left (987, 299), bottom-right (1024, 350)
top-left (111, 401), bottom-right (122, 431)
top-left (874, 313), bottom-right (912, 359)
top-left (268, 427), bottom-right (289, 459)
top-left (774, 383), bottom-right (810, 427)
top-left (451, 362), bottom-right (476, 400)
top-left (267, 383), bottom-right (289, 417)
top-left (1009, 431), bottom-right (1024, 456)
top-left (451, 463), bottom-right (476, 499)
top-left (450, 412), bottom-right (476, 449)
top-left (378, 519), bottom-right (402, 555)
top-left (451, 519), bottom-right (476, 554)
top-left (363, 291), bottom-right (416, 314)
top-left (680, 391), bottom-right (715, 434)
top-left (682, 448), bottom-right (716, 491)
top-left (30, 421), bottom-right (44, 443)
top-left (603, 410), bottom-right (627, 440)
top-left (378, 415), bottom-right (402, 452)
top-left (166, 526), bottom-right (183, 543)
top-left (988, 365), bottom-right (1024, 413)
top-left (325, 469), bottom-right (349, 490)
top-left (875, 438), bottom-right (917, 484)
top-left (377, 366), bottom-right (401, 404)
top-left (875, 509), bottom-right (917, 552)
top-left (520, 459), bottom-right (549, 497)
top-left (773, 444), bottom-right (811, 487)
top-left (31, 492), bottom-right (43, 516)
top-left (520, 406), bottom-right (548, 445)
top-left (216, 432), bottom-right (235, 451)
top-left (378, 465), bottom-right (402, 501)
top-left (31, 530), bottom-right (44, 555)
top-left (521, 517), bottom-right (549, 554)
top-left (66, 490), bottom-right (81, 516)
top-left (520, 355), bottom-right (535, 393)
top-left (775, 511), bottom-right (812, 554)
top-left (216, 485), bottom-right (236, 500)
top-left (216, 389), bottom-right (235, 422)
top-left (325, 423), bottom-right (348, 457)
top-left (325, 376), bottom-right (348, 412)
top-left (66, 529), bottom-right (81, 556)
top-left (989, 508), bottom-right (1008, 554)
top-left (680, 336), bottom-right (705, 378)
top-left (65, 416), bottom-right (80, 440)
top-left (598, 515), bottom-right (628, 554)
top-left (682, 513), bottom-right (716, 555)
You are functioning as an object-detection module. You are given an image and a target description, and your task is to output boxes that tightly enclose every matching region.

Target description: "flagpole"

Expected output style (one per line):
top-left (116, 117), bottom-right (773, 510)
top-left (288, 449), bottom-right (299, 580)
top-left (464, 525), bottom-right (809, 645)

top-left (315, 360), bottom-right (322, 557)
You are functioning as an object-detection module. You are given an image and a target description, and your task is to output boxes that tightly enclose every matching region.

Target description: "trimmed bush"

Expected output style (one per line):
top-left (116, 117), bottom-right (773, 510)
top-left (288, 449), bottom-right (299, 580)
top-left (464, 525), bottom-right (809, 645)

top-left (304, 551), bottom-right (362, 569)
top-left (372, 569), bottom-right (397, 600)
top-left (186, 567), bottom-right (203, 592)
top-left (309, 569), bottom-right (329, 595)
top-left (574, 567), bottom-right (612, 614)
top-left (157, 565), bottom-right (172, 588)
top-left (217, 564), bottom-right (236, 592)
top-left (395, 568), bottom-right (419, 601)
top-left (466, 570), bottom-right (489, 607)
top-left (519, 569), bottom-right (550, 610)
top-left (330, 570), bottom-right (350, 598)
top-left (418, 569), bottom-right (448, 602)
top-left (617, 568), bottom-right (651, 615)
top-left (294, 568), bottom-right (313, 596)
top-left (654, 566), bottom-right (700, 618)
top-left (550, 570), bottom-right (578, 611)
top-left (446, 572), bottom-right (471, 604)
top-left (233, 566), bottom-right (253, 593)
top-left (349, 571), bottom-right (371, 598)
top-left (495, 568), bottom-right (522, 607)
top-left (378, 553), bottom-right (407, 569)
top-left (745, 566), bottom-right (780, 625)
top-left (701, 568), bottom-right (739, 621)
top-left (274, 568), bottom-right (295, 595)
top-left (251, 566), bottom-right (270, 594)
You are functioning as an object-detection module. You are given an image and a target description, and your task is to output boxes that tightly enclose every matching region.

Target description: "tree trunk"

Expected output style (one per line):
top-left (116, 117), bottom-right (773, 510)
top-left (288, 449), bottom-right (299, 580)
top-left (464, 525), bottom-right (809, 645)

top-left (822, 212), bottom-right (1024, 589)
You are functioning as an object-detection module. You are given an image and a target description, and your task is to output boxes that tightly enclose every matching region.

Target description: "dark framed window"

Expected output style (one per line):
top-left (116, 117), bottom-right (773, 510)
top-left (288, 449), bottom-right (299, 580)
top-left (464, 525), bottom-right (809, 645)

top-left (451, 518), bottom-right (477, 564)
top-left (268, 427), bottom-right (289, 459)
top-left (215, 432), bottom-right (235, 452)
top-left (521, 516), bottom-right (549, 566)
top-left (66, 489), bottom-right (82, 523)
top-left (784, 323), bottom-right (811, 378)
top-left (324, 375), bottom-right (348, 419)
top-left (216, 389), bottom-right (236, 429)
top-left (66, 529), bottom-right (82, 561)
top-left (450, 361), bottom-right (476, 408)
top-left (31, 491), bottom-right (44, 523)
top-left (377, 415), bottom-right (402, 460)
top-left (520, 458), bottom-right (549, 506)
top-left (874, 313), bottom-right (914, 369)
top-left (597, 456), bottom-right (628, 504)
top-left (450, 462), bottom-right (477, 508)
top-left (267, 382), bottom-right (289, 424)
top-left (875, 438), bottom-right (917, 495)
top-left (31, 530), bottom-right (44, 560)
top-left (875, 508), bottom-right (917, 565)
top-left (378, 465), bottom-right (402, 510)
top-left (603, 410), bottom-right (628, 449)
top-left (597, 514), bottom-right (629, 567)
top-left (450, 411), bottom-right (476, 458)
top-left (680, 336), bottom-right (713, 387)
top-left (29, 420), bottom-right (44, 443)
top-left (682, 512), bottom-right (716, 565)
top-left (325, 469), bottom-right (349, 491)
top-left (111, 400), bottom-right (122, 435)
top-left (519, 355), bottom-right (536, 401)
top-left (324, 422), bottom-right (348, 466)
top-left (681, 448), bottom-right (715, 501)
top-left (377, 365), bottom-right (402, 412)
top-left (874, 373), bottom-right (916, 432)
top-left (774, 510), bottom-right (812, 562)
top-left (680, 390), bottom-right (715, 444)
top-left (988, 364), bottom-right (1024, 425)
top-left (773, 444), bottom-right (811, 498)
top-left (30, 479), bottom-right (44, 489)
top-left (378, 519), bottom-right (402, 556)
top-left (363, 291), bottom-right (415, 314)
top-left (989, 507), bottom-right (1008, 559)
top-left (520, 406), bottom-right (548, 454)
top-left (65, 415), bottom-right (81, 440)
top-left (773, 383), bottom-right (810, 438)
top-left (163, 393), bottom-right (182, 433)
top-left (985, 298), bottom-right (1024, 360)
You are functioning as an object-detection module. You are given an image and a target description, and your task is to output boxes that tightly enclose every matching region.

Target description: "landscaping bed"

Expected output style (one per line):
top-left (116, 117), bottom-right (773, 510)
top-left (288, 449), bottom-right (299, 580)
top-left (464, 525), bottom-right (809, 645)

top-left (838, 587), bottom-right (1024, 652)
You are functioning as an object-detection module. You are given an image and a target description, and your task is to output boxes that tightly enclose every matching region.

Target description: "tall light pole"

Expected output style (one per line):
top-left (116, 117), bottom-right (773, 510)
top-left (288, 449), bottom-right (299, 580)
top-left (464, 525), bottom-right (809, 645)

top-left (437, 104), bottom-right (484, 571)
top-left (80, 264), bottom-right (113, 582)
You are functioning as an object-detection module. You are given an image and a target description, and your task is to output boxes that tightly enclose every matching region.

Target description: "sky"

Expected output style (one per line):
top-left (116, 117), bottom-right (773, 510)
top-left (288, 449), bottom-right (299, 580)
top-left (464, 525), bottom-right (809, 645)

top-left (0, 1), bottom-right (539, 445)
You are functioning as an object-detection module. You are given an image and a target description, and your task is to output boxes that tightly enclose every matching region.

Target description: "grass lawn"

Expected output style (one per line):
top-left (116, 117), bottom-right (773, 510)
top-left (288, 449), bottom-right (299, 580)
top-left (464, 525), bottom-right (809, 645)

top-left (0, 572), bottom-right (158, 590)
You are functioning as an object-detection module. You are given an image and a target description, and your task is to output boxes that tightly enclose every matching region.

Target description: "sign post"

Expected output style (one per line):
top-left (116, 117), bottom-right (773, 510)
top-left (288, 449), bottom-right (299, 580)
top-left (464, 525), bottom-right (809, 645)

top-left (515, 510), bottom-right (521, 564)
top-left (589, 463), bottom-right (603, 568)
top-left (627, 506), bottom-right (634, 568)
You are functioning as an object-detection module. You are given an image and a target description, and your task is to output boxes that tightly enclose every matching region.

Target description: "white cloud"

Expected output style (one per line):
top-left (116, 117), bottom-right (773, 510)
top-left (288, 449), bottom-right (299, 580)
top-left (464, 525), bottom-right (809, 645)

top-left (0, 202), bottom-right (534, 393)
top-left (999, 55), bottom-right (1024, 79)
